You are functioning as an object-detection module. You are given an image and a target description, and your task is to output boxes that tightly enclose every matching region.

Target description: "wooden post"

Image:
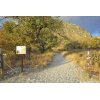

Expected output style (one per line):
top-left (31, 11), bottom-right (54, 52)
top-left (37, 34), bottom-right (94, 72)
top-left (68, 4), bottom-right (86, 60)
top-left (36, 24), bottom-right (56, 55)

top-left (86, 50), bottom-right (91, 67)
top-left (28, 47), bottom-right (31, 60)
top-left (86, 50), bottom-right (92, 78)
top-left (21, 55), bottom-right (24, 72)
top-left (0, 49), bottom-right (4, 77)
top-left (1, 54), bottom-right (4, 76)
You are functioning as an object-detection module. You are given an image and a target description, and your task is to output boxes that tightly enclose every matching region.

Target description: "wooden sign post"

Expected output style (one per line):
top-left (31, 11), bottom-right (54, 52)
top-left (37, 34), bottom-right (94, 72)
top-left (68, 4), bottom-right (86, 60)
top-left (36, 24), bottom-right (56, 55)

top-left (16, 46), bottom-right (26, 72)
top-left (20, 55), bottom-right (23, 72)
top-left (86, 50), bottom-right (91, 67)
top-left (86, 50), bottom-right (93, 78)
top-left (0, 48), bottom-right (4, 77)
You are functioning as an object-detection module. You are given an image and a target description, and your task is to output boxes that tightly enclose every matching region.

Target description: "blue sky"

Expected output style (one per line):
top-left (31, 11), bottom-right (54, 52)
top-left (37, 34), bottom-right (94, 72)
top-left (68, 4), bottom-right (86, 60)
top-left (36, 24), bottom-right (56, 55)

top-left (61, 16), bottom-right (100, 36)
top-left (0, 17), bottom-right (13, 28)
top-left (0, 16), bottom-right (100, 36)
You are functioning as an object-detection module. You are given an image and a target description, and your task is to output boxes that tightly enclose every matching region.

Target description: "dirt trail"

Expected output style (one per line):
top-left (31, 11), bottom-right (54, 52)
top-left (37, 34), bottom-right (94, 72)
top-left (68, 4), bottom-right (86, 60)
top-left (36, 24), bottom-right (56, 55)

top-left (1, 53), bottom-right (97, 83)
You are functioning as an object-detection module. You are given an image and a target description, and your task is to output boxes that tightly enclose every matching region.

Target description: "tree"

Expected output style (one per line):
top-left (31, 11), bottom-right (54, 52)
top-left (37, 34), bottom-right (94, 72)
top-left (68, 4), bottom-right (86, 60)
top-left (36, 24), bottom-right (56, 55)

top-left (10, 16), bottom-right (63, 53)
top-left (3, 21), bottom-right (16, 33)
top-left (1, 21), bottom-right (32, 54)
top-left (0, 30), bottom-right (7, 48)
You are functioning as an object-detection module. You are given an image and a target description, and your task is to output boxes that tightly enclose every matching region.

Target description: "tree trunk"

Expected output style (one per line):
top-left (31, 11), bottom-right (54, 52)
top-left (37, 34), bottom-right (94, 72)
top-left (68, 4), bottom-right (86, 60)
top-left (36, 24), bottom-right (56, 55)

top-left (40, 43), bottom-right (45, 53)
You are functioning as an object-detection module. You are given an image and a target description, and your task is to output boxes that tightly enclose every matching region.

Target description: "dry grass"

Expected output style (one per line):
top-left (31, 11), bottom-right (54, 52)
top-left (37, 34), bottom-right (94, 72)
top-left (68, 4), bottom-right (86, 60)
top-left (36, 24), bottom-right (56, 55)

top-left (62, 50), bottom-right (100, 80)
top-left (25, 51), bottom-right (53, 68)
top-left (0, 51), bottom-right (53, 75)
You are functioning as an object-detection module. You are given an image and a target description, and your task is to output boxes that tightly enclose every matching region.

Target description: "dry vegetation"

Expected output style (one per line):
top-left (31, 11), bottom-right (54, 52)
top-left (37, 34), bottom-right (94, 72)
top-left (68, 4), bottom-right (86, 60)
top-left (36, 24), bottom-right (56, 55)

top-left (62, 50), bottom-right (100, 80)
top-left (62, 50), bottom-right (86, 69)
top-left (0, 51), bottom-right (53, 75)
top-left (26, 52), bottom-right (53, 68)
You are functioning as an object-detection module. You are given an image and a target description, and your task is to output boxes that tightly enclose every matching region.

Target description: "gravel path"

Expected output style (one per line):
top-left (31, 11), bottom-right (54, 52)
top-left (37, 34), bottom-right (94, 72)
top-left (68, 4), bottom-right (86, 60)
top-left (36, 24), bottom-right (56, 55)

top-left (1, 53), bottom-right (91, 83)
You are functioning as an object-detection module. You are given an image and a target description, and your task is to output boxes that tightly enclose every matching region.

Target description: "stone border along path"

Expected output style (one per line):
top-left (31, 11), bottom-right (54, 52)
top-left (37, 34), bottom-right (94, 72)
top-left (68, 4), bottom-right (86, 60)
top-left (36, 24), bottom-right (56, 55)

top-left (0, 53), bottom-right (99, 83)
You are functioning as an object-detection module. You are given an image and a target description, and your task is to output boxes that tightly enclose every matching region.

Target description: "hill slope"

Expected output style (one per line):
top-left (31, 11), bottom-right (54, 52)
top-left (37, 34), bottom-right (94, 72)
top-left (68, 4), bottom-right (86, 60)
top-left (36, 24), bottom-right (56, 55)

top-left (56, 23), bottom-right (92, 50)
top-left (59, 23), bottom-right (91, 42)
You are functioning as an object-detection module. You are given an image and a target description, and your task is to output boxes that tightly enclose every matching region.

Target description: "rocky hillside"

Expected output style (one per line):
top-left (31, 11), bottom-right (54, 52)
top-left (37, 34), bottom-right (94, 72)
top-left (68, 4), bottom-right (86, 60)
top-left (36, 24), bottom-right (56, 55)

top-left (60, 23), bottom-right (91, 42)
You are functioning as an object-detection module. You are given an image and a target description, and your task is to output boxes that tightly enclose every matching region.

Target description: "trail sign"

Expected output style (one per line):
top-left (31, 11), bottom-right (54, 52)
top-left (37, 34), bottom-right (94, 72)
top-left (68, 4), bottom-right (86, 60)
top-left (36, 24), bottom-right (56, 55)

top-left (16, 46), bottom-right (26, 54)
top-left (16, 46), bottom-right (26, 72)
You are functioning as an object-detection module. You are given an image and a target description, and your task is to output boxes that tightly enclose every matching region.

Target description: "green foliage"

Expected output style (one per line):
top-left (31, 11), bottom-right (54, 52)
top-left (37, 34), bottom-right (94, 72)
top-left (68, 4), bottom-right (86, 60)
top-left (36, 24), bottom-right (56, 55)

top-left (15, 16), bottom-right (63, 53)
top-left (3, 21), bottom-right (16, 33)
top-left (0, 16), bottom-right (63, 53)
top-left (34, 28), bottom-right (59, 52)
top-left (0, 30), bottom-right (7, 48)
top-left (65, 37), bottom-right (100, 50)
top-left (0, 21), bottom-right (31, 53)
top-left (2, 17), bottom-right (100, 53)
top-left (65, 41), bottom-right (81, 50)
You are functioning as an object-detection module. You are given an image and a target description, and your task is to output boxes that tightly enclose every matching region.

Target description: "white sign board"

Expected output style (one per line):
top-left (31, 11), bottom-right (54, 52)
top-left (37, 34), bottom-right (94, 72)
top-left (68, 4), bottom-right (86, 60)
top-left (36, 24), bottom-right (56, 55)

top-left (16, 46), bottom-right (26, 54)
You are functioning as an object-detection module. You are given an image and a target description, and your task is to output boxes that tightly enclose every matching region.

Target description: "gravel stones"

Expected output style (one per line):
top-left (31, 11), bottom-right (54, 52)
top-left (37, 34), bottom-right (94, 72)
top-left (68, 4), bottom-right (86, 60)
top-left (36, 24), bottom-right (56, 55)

top-left (0, 53), bottom-right (96, 83)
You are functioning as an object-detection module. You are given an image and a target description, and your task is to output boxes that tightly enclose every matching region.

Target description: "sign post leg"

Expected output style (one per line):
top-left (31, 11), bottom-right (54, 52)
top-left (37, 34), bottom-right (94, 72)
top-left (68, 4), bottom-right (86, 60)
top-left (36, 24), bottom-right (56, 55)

top-left (1, 54), bottom-right (4, 78)
top-left (21, 55), bottom-right (24, 72)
